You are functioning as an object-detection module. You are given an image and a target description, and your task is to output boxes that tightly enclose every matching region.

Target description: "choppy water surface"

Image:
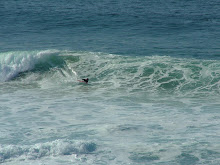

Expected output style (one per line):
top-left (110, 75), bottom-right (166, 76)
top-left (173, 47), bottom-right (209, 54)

top-left (0, 0), bottom-right (220, 164)
top-left (0, 50), bottom-right (220, 164)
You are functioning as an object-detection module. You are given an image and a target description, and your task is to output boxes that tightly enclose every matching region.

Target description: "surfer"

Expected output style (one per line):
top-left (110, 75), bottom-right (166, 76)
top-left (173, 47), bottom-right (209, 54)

top-left (82, 78), bottom-right (89, 84)
top-left (78, 78), bottom-right (89, 84)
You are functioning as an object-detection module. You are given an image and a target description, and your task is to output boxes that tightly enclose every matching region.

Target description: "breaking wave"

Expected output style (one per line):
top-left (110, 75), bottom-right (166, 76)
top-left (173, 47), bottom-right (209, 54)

top-left (0, 139), bottom-right (96, 163)
top-left (0, 50), bottom-right (220, 96)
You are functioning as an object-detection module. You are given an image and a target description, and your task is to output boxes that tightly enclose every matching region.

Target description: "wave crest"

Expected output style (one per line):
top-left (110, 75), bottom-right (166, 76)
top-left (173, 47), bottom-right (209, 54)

top-left (1, 50), bottom-right (220, 96)
top-left (0, 50), bottom-right (62, 82)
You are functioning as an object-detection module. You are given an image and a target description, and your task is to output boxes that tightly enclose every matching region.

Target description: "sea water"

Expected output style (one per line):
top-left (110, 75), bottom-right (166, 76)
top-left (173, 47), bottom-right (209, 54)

top-left (0, 0), bottom-right (220, 164)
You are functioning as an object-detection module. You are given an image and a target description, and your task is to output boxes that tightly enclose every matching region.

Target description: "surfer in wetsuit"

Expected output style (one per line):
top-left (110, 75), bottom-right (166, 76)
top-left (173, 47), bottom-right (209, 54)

top-left (82, 78), bottom-right (89, 84)
top-left (77, 78), bottom-right (89, 84)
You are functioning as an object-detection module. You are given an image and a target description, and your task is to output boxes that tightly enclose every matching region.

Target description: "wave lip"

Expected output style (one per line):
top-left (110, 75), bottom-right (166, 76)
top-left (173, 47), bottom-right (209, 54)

top-left (0, 139), bottom-right (97, 163)
top-left (0, 50), bottom-right (60, 82)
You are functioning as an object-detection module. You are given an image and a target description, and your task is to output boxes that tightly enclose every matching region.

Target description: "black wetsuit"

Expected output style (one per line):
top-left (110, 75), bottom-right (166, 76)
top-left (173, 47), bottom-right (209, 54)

top-left (82, 78), bottom-right (89, 83)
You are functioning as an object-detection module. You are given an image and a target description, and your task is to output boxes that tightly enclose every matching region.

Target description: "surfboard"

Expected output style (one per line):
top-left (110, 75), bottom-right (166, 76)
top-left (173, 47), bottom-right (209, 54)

top-left (77, 80), bottom-right (88, 84)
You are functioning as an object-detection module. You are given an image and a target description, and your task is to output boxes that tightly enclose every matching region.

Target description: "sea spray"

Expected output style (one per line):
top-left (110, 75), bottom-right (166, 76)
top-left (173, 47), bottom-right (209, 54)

top-left (0, 50), bottom-right (60, 82)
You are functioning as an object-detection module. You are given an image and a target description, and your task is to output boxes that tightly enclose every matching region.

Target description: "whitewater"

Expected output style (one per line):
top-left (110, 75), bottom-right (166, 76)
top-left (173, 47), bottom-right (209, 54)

top-left (0, 50), bottom-right (220, 164)
top-left (1, 0), bottom-right (220, 164)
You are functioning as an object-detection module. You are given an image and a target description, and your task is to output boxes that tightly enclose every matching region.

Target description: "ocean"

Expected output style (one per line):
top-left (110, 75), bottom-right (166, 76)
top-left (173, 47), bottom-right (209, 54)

top-left (0, 0), bottom-right (220, 164)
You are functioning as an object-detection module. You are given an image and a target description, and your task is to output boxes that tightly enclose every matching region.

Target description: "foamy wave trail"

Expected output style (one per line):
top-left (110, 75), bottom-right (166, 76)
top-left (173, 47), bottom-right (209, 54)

top-left (0, 139), bottom-right (96, 163)
top-left (66, 52), bottom-right (220, 96)
top-left (1, 50), bottom-right (220, 96)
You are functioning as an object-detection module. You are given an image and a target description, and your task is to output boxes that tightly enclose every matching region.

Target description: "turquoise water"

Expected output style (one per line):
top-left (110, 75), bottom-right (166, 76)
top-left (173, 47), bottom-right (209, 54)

top-left (0, 0), bottom-right (220, 164)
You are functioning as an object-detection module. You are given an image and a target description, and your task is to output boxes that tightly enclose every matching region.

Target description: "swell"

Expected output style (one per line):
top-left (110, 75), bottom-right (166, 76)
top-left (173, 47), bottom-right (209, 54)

top-left (1, 50), bottom-right (220, 96)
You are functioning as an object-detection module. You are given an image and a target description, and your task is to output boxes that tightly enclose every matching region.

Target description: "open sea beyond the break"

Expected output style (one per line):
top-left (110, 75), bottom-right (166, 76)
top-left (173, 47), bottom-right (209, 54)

top-left (0, 0), bottom-right (220, 164)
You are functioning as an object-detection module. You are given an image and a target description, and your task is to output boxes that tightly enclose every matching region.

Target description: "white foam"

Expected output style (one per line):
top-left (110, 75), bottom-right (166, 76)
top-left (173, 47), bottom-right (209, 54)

top-left (0, 139), bottom-right (96, 163)
top-left (0, 50), bottom-right (59, 82)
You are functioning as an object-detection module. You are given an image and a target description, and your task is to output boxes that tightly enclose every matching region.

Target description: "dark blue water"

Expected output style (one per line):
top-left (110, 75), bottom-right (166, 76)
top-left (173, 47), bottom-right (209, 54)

top-left (1, 0), bottom-right (219, 58)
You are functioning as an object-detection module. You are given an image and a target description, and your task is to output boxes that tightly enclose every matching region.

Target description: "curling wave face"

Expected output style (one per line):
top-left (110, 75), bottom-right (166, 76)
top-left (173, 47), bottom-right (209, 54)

top-left (1, 50), bottom-right (220, 97)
